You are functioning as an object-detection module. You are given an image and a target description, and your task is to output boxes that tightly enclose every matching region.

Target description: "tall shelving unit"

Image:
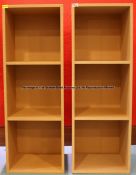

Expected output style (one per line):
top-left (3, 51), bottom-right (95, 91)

top-left (3, 5), bottom-right (64, 173)
top-left (72, 4), bottom-right (133, 174)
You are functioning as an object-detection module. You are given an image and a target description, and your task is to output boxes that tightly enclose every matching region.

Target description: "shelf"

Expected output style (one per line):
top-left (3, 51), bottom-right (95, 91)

top-left (74, 120), bottom-right (129, 173)
top-left (4, 5), bottom-right (64, 174)
top-left (10, 153), bottom-right (62, 173)
top-left (75, 64), bottom-right (130, 118)
top-left (75, 6), bottom-right (131, 61)
top-left (6, 61), bottom-right (61, 65)
top-left (74, 153), bottom-right (128, 174)
top-left (8, 121), bottom-right (62, 172)
top-left (74, 61), bottom-right (131, 65)
top-left (75, 107), bottom-right (129, 120)
top-left (73, 4), bottom-right (132, 174)
top-left (8, 107), bottom-right (61, 121)
top-left (6, 65), bottom-right (61, 118)
top-left (4, 6), bottom-right (61, 62)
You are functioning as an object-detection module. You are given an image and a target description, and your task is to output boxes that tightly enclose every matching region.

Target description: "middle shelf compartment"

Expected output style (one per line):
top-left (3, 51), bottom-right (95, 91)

top-left (6, 65), bottom-right (62, 121)
top-left (74, 64), bottom-right (130, 120)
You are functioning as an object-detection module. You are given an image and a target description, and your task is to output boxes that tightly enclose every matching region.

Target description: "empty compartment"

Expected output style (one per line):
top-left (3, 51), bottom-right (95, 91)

top-left (8, 121), bottom-right (62, 173)
top-left (4, 7), bottom-right (61, 61)
top-left (7, 65), bottom-right (61, 119)
top-left (75, 6), bottom-right (131, 61)
top-left (75, 64), bottom-right (130, 118)
top-left (74, 120), bottom-right (129, 173)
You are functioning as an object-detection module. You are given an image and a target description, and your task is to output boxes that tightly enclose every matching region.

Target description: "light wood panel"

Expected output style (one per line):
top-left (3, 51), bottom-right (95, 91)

top-left (3, 4), bottom-right (64, 174)
top-left (72, 3), bottom-right (133, 174)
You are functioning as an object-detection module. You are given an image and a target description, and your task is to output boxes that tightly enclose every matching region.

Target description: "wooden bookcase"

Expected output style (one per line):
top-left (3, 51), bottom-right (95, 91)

top-left (3, 4), bottom-right (64, 174)
top-left (72, 4), bottom-right (133, 174)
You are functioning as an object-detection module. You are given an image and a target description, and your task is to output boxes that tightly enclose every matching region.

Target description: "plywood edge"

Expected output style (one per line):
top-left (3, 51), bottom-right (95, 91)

top-left (60, 4), bottom-right (64, 172)
top-left (74, 61), bottom-right (131, 65)
top-left (3, 4), bottom-right (63, 9)
top-left (8, 168), bottom-right (64, 174)
top-left (6, 61), bottom-right (61, 65)
top-left (60, 3), bottom-right (64, 112)
top-left (75, 116), bottom-right (130, 121)
top-left (2, 4), bottom-right (10, 171)
top-left (127, 3), bottom-right (133, 170)
top-left (73, 3), bottom-right (133, 7)
top-left (7, 116), bottom-right (62, 121)
top-left (72, 4), bottom-right (76, 171)
top-left (72, 168), bottom-right (130, 174)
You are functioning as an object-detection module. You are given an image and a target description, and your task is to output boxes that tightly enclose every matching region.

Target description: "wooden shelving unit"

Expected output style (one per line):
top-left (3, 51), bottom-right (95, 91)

top-left (3, 4), bottom-right (64, 173)
top-left (72, 4), bottom-right (133, 174)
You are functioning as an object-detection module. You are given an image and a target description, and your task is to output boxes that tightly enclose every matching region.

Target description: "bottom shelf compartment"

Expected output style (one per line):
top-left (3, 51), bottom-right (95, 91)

top-left (74, 120), bottom-right (130, 173)
top-left (8, 121), bottom-right (63, 173)
top-left (10, 153), bottom-right (61, 173)
top-left (75, 154), bottom-right (128, 173)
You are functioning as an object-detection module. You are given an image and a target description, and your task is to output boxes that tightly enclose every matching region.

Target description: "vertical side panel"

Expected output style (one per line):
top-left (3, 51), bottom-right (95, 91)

top-left (2, 6), bottom-right (9, 171)
top-left (72, 5), bottom-right (75, 171)
top-left (60, 4), bottom-right (64, 172)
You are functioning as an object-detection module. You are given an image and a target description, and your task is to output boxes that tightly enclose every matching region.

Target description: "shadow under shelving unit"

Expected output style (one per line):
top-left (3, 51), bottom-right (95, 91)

top-left (3, 4), bottom-right (64, 174)
top-left (72, 4), bottom-right (133, 174)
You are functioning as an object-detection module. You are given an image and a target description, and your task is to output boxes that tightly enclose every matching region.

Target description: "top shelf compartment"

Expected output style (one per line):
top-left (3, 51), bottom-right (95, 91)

top-left (74, 5), bottom-right (132, 61)
top-left (4, 6), bottom-right (61, 62)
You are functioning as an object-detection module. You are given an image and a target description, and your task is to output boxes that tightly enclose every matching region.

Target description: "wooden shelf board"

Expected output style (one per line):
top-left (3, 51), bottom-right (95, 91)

top-left (75, 3), bottom-right (132, 7)
top-left (75, 107), bottom-right (129, 120)
top-left (6, 61), bottom-right (61, 65)
top-left (74, 61), bottom-right (131, 65)
top-left (8, 107), bottom-right (61, 121)
top-left (74, 153), bottom-right (128, 174)
top-left (3, 4), bottom-right (63, 8)
top-left (10, 153), bottom-right (62, 174)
